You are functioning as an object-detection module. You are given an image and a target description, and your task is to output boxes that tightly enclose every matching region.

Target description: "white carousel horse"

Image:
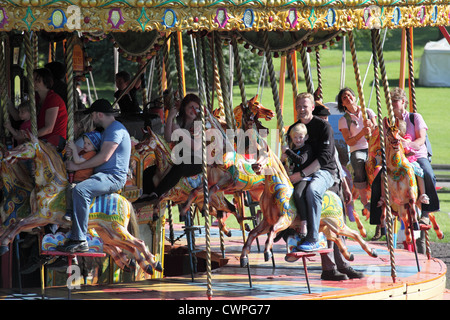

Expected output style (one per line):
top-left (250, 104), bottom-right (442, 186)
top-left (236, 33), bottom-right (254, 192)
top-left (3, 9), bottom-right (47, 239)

top-left (0, 134), bottom-right (162, 275)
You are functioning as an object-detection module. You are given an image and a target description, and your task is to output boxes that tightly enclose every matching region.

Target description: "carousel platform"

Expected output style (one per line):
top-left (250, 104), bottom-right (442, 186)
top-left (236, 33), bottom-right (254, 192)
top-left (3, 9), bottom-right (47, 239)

top-left (0, 222), bottom-right (447, 301)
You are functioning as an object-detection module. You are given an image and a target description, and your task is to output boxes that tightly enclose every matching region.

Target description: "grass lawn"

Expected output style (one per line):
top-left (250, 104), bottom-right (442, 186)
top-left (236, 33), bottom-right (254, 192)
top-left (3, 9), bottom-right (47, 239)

top-left (84, 27), bottom-right (449, 242)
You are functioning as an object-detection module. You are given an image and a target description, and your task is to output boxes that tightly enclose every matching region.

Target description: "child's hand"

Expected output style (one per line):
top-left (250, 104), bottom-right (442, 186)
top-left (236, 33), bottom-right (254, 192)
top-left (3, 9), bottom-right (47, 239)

top-left (67, 140), bottom-right (76, 151)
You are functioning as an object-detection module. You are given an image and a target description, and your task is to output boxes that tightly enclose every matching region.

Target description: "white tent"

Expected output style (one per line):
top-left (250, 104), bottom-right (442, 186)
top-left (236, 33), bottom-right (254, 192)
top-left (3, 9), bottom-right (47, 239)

top-left (419, 38), bottom-right (450, 87)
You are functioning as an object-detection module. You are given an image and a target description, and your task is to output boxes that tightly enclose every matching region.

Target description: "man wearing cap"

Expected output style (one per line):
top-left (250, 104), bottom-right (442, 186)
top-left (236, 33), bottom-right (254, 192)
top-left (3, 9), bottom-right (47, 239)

top-left (57, 99), bottom-right (131, 252)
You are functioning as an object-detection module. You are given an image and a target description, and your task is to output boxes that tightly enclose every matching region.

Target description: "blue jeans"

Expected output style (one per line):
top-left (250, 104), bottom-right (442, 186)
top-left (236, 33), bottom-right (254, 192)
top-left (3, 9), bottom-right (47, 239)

top-left (70, 172), bottom-right (126, 241)
top-left (304, 169), bottom-right (334, 242)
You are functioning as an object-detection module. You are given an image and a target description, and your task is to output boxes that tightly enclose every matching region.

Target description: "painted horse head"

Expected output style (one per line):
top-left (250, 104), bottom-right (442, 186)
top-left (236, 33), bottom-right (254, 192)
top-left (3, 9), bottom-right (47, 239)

top-left (0, 142), bottom-right (33, 228)
top-left (233, 96), bottom-right (275, 130)
top-left (137, 127), bottom-right (174, 174)
top-left (383, 117), bottom-right (402, 151)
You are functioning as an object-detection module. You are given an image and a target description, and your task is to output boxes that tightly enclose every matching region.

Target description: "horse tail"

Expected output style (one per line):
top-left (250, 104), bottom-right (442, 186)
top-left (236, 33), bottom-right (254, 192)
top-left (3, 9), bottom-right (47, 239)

top-left (127, 201), bottom-right (140, 238)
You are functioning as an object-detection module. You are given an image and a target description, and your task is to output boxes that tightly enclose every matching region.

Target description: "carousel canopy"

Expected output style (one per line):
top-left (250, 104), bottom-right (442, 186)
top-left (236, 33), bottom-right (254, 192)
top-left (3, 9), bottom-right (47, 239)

top-left (0, 0), bottom-right (448, 33)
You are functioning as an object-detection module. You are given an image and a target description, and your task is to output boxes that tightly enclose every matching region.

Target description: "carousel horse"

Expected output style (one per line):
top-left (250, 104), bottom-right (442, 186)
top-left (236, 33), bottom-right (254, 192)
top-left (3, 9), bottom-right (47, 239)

top-left (137, 96), bottom-right (274, 234)
top-left (0, 152), bottom-right (34, 229)
top-left (233, 95), bottom-right (275, 129)
top-left (383, 117), bottom-right (420, 244)
top-left (362, 119), bottom-right (443, 241)
top-left (135, 128), bottom-right (238, 237)
top-left (177, 97), bottom-right (275, 218)
top-left (237, 110), bottom-right (378, 267)
top-left (0, 134), bottom-right (162, 275)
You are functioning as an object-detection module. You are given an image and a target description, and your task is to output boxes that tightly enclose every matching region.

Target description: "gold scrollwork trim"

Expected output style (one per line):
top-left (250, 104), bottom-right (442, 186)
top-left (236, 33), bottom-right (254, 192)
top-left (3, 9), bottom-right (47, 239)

top-left (0, 5), bottom-right (448, 32)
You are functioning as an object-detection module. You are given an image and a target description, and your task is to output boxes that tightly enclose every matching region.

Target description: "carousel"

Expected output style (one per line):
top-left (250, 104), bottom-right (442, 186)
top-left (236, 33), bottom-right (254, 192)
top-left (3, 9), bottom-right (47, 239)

top-left (0, 0), bottom-right (447, 300)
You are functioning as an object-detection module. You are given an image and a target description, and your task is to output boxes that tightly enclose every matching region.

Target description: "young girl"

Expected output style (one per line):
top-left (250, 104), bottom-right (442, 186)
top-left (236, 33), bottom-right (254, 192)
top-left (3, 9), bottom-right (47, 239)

top-left (398, 119), bottom-right (430, 205)
top-left (282, 122), bottom-right (315, 238)
top-left (64, 131), bottom-right (102, 221)
top-left (5, 101), bottom-right (32, 145)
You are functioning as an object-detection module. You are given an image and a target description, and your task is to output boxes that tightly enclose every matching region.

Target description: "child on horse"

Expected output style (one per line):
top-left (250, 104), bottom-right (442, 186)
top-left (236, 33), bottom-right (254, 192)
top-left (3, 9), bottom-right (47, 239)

top-left (282, 122), bottom-right (314, 238)
top-left (64, 131), bottom-right (102, 222)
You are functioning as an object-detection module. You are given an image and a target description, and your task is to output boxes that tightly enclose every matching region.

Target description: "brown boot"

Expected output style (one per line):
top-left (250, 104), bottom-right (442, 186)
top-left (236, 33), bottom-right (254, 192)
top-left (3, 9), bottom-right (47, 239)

top-left (371, 225), bottom-right (382, 241)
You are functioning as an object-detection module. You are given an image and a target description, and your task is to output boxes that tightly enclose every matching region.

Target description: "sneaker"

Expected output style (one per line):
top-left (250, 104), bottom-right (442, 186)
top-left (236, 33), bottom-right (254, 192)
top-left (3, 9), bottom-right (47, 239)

top-left (321, 269), bottom-right (349, 281)
top-left (297, 240), bottom-right (322, 252)
top-left (339, 267), bottom-right (365, 279)
top-left (56, 239), bottom-right (89, 253)
top-left (62, 213), bottom-right (71, 222)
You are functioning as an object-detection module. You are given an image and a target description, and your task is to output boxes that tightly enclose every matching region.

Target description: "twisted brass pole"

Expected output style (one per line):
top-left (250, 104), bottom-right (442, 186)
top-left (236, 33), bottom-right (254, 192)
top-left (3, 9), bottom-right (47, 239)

top-left (32, 32), bottom-right (38, 69)
top-left (200, 36), bottom-right (211, 110)
top-left (371, 29), bottom-right (397, 283)
top-left (263, 31), bottom-right (285, 145)
top-left (0, 33), bottom-right (8, 137)
top-left (299, 45), bottom-right (313, 95)
top-left (348, 31), bottom-right (367, 122)
top-left (406, 28), bottom-right (417, 113)
top-left (374, 30), bottom-right (395, 126)
top-left (24, 32), bottom-right (37, 136)
top-left (315, 47), bottom-right (323, 101)
top-left (65, 35), bottom-right (75, 142)
top-left (214, 32), bottom-right (235, 130)
top-left (231, 35), bottom-right (246, 106)
top-left (287, 52), bottom-right (298, 102)
top-left (210, 34), bottom-right (226, 122)
top-left (163, 35), bottom-right (174, 111)
top-left (172, 32), bottom-right (185, 98)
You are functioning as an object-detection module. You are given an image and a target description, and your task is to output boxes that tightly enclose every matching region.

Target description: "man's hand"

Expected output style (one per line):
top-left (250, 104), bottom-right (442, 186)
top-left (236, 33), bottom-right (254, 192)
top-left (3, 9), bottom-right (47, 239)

top-left (65, 160), bottom-right (78, 172)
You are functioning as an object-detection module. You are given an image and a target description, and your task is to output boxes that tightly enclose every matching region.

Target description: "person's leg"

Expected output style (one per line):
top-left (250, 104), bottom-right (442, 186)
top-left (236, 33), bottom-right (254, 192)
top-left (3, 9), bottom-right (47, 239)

top-left (415, 158), bottom-right (439, 253)
top-left (350, 149), bottom-right (370, 207)
top-left (293, 180), bottom-right (309, 221)
top-left (321, 241), bottom-right (349, 281)
top-left (416, 157), bottom-right (439, 215)
top-left (154, 163), bottom-right (203, 197)
top-left (70, 173), bottom-right (124, 242)
top-left (300, 170), bottom-right (334, 248)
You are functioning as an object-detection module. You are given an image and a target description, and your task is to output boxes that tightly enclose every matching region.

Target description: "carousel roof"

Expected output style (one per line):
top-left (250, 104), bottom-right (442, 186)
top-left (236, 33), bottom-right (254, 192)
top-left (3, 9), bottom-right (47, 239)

top-left (0, 0), bottom-right (448, 33)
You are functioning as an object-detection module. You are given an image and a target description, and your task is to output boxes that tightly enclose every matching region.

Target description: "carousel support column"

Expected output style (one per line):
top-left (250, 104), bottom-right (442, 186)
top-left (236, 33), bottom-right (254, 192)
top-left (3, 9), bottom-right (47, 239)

top-left (65, 35), bottom-right (75, 186)
top-left (231, 35), bottom-right (246, 107)
top-left (65, 35), bottom-right (75, 142)
top-left (374, 31), bottom-right (395, 125)
top-left (348, 31), bottom-right (367, 120)
top-left (200, 37), bottom-right (211, 110)
top-left (299, 45), bottom-right (313, 95)
top-left (279, 55), bottom-right (286, 117)
top-left (214, 32), bottom-right (235, 130)
top-left (315, 47), bottom-right (322, 100)
top-left (399, 29), bottom-right (407, 90)
top-left (0, 33), bottom-right (9, 137)
top-left (209, 36), bottom-right (224, 119)
top-left (371, 29), bottom-right (396, 283)
top-left (24, 30), bottom-right (39, 294)
top-left (407, 27), bottom-right (430, 259)
top-left (406, 28), bottom-right (417, 113)
top-left (195, 34), bottom-right (213, 294)
top-left (173, 32), bottom-right (185, 98)
top-left (24, 32), bottom-right (37, 136)
top-left (263, 31), bottom-right (285, 146)
top-left (32, 33), bottom-right (38, 69)
top-left (287, 52), bottom-right (298, 120)
top-left (163, 36), bottom-right (175, 115)
top-left (201, 101), bottom-right (213, 299)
